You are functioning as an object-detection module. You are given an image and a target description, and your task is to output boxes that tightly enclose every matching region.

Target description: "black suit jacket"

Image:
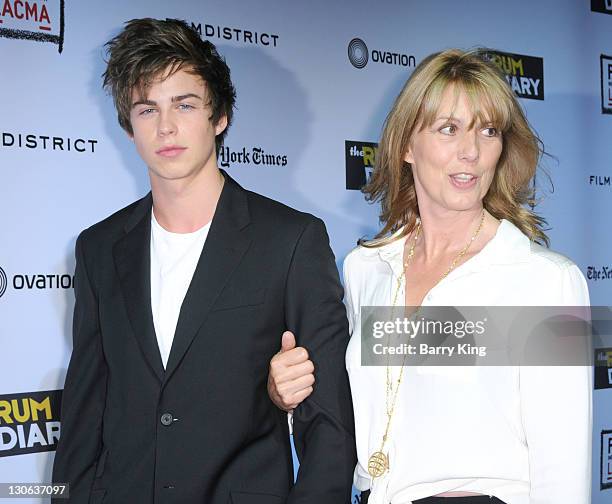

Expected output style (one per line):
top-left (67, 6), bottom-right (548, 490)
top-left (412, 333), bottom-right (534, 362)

top-left (52, 174), bottom-right (356, 504)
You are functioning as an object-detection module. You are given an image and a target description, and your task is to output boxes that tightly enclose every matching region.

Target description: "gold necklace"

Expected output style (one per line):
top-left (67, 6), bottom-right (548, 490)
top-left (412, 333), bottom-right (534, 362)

top-left (367, 221), bottom-right (420, 479)
top-left (367, 209), bottom-right (486, 479)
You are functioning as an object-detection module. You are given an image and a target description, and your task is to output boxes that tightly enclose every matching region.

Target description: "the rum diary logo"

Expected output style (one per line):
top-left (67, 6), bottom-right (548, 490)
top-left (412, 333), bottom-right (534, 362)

top-left (0, 390), bottom-right (62, 457)
top-left (484, 50), bottom-right (544, 100)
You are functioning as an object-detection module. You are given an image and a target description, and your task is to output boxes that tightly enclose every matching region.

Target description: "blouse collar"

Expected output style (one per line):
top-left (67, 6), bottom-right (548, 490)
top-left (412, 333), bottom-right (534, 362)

top-left (375, 219), bottom-right (533, 280)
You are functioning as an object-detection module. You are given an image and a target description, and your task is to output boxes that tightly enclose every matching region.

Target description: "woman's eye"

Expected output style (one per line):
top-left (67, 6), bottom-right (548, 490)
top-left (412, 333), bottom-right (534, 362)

top-left (482, 127), bottom-right (499, 137)
top-left (439, 124), bottom-right (457, 135)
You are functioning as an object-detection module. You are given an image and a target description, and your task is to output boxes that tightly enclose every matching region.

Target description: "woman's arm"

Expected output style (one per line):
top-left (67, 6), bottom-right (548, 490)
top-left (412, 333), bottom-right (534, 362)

top-left (521, 263), bottom-right (592, 503)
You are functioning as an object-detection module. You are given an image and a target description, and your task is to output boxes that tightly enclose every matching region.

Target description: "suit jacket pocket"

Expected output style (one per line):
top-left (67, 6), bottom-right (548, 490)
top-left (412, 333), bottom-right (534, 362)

top-left (211, 287), bottom-right (267, 312)
top-left (230, 491), bottom-right (286, 504)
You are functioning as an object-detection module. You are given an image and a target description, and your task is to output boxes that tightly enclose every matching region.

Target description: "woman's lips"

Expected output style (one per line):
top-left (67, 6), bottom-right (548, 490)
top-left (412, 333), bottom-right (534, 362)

top-left (449, 173), bottom-right (478, 189)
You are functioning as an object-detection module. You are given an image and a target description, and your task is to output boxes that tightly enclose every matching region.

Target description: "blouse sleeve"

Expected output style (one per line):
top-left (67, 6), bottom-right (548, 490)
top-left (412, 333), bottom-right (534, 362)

top-left (519, 262), bottom-right (592, 503)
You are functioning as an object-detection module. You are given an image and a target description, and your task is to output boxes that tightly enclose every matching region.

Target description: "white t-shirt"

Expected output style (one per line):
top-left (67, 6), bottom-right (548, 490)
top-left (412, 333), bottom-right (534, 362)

top-left (150, 211), bottom-right (210, 368)
top-left (343, 219), bottom-right (591, 504)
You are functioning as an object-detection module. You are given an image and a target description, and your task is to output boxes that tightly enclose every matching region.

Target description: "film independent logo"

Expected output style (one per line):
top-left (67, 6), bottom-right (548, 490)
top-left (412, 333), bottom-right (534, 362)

top-left (348, 38), bottom-right (369, 69)
top-left (0, 266), bottom-right (7, 298)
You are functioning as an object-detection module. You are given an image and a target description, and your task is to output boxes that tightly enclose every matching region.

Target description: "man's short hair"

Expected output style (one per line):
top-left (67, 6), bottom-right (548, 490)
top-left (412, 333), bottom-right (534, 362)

top-left (102, 18), bottom-right (236, 154)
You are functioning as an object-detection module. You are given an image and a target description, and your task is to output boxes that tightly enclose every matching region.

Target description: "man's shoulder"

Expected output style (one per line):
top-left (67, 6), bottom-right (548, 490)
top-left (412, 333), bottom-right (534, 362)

top-left (244, 188), bottom-right (321, 231)
top-left (78, 194), bottom-right (150, 245)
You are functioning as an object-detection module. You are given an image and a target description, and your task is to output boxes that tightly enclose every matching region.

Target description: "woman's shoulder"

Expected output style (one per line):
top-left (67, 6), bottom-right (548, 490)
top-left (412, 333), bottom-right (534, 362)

top-left (498, 219), bottom-right (580, 272)
top-left (343, 237), bottom-right (403, 274)
top-left (342, 245), bottom-right (378, 288)
top-left (528, 241), bottom-right (578, 271)
top-left (343, 243), bottom-right (380, 266)
top-left (497, 220), bottom-right (588, 303)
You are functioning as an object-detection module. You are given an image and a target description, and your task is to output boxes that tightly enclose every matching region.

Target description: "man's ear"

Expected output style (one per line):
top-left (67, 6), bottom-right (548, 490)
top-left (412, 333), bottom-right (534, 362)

top-left (215, 115), bottom-right (228, 136)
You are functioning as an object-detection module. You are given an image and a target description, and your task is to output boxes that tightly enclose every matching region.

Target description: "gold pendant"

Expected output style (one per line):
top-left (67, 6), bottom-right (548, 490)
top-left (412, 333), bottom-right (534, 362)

top-left (367, 451), bottom-right (389, 478)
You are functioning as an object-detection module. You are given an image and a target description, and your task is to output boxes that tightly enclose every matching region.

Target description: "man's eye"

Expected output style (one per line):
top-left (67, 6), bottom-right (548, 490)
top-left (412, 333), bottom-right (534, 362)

top-left (178, 104), bottom-right (195, 110)
top-left (139, 108), bottom-right (156, 116)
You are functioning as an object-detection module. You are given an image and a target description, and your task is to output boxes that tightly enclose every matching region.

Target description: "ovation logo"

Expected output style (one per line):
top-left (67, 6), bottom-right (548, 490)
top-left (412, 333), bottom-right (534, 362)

top-left (0, 266), bottom-right (74, 299)
top-left (0, 266), bottom-right (6, 298)
top-left (0, 0), bottom-right (65, 53)
top-left (348, 38), bottom-right (368, 69)
top-left (347, 37), bottom-right (416, 69)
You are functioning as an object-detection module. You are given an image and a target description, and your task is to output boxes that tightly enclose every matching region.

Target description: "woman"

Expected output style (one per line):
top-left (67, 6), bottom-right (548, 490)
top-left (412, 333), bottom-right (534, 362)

top-left (268, 49), bottom-right (591, 504)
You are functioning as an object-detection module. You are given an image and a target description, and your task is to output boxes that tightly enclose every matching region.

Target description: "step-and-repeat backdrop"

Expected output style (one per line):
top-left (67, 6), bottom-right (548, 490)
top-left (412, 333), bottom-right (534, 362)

top-left (0, 1), bottom-right (611, 502)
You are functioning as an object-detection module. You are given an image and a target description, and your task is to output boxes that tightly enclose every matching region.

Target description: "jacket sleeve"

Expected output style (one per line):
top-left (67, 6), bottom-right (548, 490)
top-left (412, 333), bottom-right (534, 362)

top-left (52, 234), bottom-right (108, 503)
top-left (284, 217), bottom-right (357, 504)
top-left (520, 263), bottom-right (592, 503)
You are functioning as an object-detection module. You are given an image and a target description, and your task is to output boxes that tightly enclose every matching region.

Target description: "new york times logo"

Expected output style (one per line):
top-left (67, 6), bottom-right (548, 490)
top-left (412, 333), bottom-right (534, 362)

top-left (586, 265), bottom-right (612, 282)
top-left (601, 54), bottom-right (612, 114)
top-left (0, 0), bottom-right (65, 53)
top-left (345, 140), bottom-right (377, 190)
top-left (218, 145), bottom-right (287, 168)
top-left (347, 37), bottom-right (416, 69)
top-left (0, 390), bottom-right (62, 457)
top-left (483, 50), bottom-right (544, 100)
top-left (591, 0), bottom-right (612, 15)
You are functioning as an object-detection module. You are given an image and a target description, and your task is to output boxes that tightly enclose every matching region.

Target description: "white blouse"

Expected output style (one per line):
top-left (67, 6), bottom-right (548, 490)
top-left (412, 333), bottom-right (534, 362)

top-left (343, 220), bottom-right (592, 504)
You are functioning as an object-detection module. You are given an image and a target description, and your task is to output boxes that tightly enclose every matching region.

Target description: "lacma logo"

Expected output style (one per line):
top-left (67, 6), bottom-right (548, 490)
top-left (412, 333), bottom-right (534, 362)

top-left (0, 0), bottom-right (65, 53)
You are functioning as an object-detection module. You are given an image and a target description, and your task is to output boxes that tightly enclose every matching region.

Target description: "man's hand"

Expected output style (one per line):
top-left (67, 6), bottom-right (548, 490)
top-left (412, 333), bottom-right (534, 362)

top-left (268, 331), bottom-right (315, 412)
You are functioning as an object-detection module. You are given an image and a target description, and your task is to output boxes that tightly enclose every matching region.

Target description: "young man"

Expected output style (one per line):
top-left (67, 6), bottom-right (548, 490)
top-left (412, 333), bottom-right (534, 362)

top-left (52, 18), bottom-right (356, 504)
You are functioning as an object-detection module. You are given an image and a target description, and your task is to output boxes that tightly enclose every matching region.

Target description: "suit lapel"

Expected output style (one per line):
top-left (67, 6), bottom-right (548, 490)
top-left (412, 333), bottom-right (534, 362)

top-left (113, 194), bottom-right (165, 382)
top-left (163, 174), bottom-right (252, 384)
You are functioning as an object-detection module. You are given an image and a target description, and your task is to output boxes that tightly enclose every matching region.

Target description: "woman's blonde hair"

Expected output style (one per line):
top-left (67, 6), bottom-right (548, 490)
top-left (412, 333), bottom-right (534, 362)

top-left (362, 48), bottom-right (548, 247)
